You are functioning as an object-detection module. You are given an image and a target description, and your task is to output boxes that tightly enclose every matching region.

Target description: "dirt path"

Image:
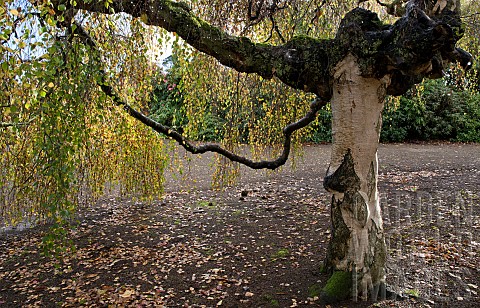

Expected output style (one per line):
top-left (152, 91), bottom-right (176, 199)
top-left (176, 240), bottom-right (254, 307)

top-left (0, 143), bottom-right (479, 307)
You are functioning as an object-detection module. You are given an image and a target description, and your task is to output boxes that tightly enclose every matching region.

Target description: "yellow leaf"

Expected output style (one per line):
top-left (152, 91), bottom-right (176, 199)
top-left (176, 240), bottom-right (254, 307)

top-left (48, 82), bottom-right (54, 88)
top-left (10, 9), bottom-right (19, 16)
top-left (119, 289), bottom-right (135, 298)
top-left (18, 41), bottom-right (26, 49)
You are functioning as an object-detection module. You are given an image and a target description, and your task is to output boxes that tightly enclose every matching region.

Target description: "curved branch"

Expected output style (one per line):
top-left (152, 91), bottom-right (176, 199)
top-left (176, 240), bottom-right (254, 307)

top-left (49, 0), bottom-right (472, 100)
top-left (120, 96), bottom-right (325, 170)
top-left (73, 22), bottom-right (326, 170)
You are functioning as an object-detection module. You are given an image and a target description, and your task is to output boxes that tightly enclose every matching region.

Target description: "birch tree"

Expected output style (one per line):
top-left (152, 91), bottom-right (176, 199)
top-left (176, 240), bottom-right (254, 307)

top-left (25, 0), bottom-right (474, 302)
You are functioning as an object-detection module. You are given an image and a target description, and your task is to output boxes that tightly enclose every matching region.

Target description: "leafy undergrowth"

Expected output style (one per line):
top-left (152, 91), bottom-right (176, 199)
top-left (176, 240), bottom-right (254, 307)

top-left (1, 146), bottom-right (479, 307)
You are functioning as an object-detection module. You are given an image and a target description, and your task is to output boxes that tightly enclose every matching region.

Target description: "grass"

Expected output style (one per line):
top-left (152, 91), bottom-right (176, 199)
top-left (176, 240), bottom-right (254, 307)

top-left (405, 289), bottom-right (420, 297)
top-left (271, 248), bottom-right (289, 261)
top-left (261, 294), bottom-right (279, 306)
top-left (197, 200), bottom-right (216, 207)
top-left (308, 283), bottom-right (322, 298)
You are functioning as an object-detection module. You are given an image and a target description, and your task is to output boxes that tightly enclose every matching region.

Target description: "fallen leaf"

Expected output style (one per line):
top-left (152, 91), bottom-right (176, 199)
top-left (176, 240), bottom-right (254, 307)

top-left (120, 289), bottom-right (135, 298)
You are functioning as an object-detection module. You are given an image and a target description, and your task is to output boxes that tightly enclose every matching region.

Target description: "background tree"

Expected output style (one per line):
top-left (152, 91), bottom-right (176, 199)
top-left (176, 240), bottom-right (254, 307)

top-left (1, 0), bottom-right (475, 302)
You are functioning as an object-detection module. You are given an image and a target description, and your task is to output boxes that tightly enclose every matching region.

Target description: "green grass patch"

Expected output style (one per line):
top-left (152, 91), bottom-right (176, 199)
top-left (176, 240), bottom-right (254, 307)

top-left (261, 294), bottom-right (279, 306)
top-left (308, 283), bottom-right (323, 298)
top-left (197, 200), bottom-right (216, 207)
top-left (271, 248), bottom-right (289, 261)
top-left (405, 289), bottom-right (420, 297)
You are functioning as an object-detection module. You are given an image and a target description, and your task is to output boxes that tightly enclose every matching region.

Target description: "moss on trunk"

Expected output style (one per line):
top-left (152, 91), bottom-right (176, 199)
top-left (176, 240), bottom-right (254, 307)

top-left (321, 271), bottom-right (353, 303)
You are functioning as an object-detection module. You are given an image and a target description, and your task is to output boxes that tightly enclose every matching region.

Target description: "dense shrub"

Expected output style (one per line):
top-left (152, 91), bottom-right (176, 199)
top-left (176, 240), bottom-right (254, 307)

top-left (381, 79), bottom-right (480, 142)
top-left (304, 79), bottom-right (480, 143)
top-left (303, 103), bottom-right (332, 143)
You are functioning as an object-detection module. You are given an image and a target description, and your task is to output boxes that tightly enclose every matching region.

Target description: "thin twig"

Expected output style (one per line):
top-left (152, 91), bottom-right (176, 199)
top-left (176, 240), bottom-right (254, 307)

top-left (0, 117), bottom-right (36, 128)
top-left (461, 12), bottom-right (480, 19)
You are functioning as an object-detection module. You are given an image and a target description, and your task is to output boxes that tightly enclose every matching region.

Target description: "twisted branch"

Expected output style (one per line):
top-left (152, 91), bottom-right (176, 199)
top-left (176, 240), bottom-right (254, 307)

top-left (73, 23), bottom-right (326, 170)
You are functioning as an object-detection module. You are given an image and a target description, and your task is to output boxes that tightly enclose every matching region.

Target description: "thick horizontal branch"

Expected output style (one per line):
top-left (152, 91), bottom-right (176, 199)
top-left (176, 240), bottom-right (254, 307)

top-left (46, 0), bottom-right (333, 99)
top-left (49, 0), bottom-right (472, 99)
top-left (73, 23), bottom-right (325, 170)
top-left (334, 4), bottom-right (473, 95)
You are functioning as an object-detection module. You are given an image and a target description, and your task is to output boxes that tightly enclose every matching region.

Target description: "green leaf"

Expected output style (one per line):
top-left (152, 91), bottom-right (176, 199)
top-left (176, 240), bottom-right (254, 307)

top-left (58, 4), bottom-right (67, 11)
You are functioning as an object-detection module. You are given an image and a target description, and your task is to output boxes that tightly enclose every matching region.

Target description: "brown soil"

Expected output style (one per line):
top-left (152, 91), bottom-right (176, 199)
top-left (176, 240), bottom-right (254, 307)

top-left (0, 143), bottom-right (479, 307)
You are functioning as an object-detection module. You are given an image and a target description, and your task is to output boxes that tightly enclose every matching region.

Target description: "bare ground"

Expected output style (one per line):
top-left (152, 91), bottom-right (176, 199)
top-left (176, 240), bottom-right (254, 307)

top-left (0, 143), bottom-right (479, 307)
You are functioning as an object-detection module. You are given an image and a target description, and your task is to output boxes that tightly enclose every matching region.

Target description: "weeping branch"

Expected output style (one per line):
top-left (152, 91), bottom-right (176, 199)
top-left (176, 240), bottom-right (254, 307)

top-left (47, 0), bottom-right (472, 156)
top-left (73, 23), bottom-right (326, 170)
top-left (120, 97), bottom-right (325, 169)
top-left (264, 15), bottom-right (286, 43)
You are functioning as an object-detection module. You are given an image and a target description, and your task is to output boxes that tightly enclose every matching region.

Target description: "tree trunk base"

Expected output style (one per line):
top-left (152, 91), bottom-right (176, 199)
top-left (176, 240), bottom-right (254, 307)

top-left (320, 275), bottom-right (408, 304)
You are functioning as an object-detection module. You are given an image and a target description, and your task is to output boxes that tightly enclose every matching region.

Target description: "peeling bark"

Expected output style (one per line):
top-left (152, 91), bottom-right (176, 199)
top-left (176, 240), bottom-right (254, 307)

top-left (323, 54), bottom-right (389, 301)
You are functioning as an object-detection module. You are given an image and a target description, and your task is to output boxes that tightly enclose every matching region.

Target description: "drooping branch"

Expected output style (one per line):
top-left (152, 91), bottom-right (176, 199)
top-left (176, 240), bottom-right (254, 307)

top-left (121, 97), bottom-right (325, 170)
top-left (72, 22), bottom-right (326, 170)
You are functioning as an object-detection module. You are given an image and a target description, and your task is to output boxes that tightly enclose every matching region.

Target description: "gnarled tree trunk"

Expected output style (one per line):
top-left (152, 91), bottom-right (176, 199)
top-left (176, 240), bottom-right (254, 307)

top-left (322, 54), bottom-right (390, 302)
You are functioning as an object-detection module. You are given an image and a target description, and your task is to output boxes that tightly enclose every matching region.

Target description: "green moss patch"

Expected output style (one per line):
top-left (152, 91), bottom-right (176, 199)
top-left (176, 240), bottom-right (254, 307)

top-left (321, 271), bottom-right (353, 303)
top-left (308, 283), bottom-right (323, 298)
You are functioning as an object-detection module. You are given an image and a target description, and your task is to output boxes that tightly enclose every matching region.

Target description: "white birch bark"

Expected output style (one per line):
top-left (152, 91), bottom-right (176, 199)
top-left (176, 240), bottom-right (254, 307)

top-left (323, 54), bottom-right (391, 300)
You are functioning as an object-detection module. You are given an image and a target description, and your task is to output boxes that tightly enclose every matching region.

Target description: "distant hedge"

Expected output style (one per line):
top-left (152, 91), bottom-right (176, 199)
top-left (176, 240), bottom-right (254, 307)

top-left (304, 78), bottom-right (480, 143)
